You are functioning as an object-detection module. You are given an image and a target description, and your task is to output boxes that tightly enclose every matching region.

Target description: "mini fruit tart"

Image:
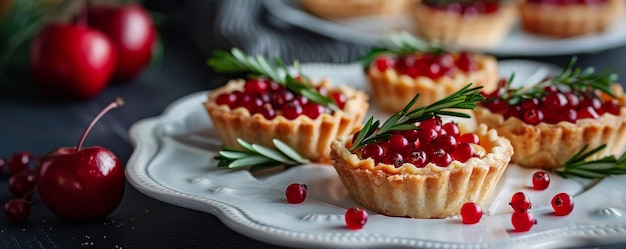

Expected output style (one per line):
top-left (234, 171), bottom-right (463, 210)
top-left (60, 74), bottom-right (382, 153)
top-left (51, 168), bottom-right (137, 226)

top-left (412, 0), bottom-right (518, 49)
top-left (519, 0), bottom-right (625, 37)
top-left (205, 49), bottom-right (369, 163)
top-left (363, 33), bottom-right (499, 113)
top-left (299, 0), bottom-right (410, 19)
top-left (475, 58), bottom-right (626, 169)
top-left (330, 85), bottom-right (513, 218)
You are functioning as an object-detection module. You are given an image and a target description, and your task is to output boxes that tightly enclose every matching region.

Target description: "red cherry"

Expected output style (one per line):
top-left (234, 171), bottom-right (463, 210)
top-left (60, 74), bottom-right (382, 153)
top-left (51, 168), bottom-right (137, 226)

top-left (7, 151), bottom-right (30, 175)
top-left (511, 211), bottom-right (537, 232)
top-left (4, 199), bottom-right (31, 223)
top-left (87, 4), bottom-right (157, 80)
top-left (285, 183), bottom-right (307, 204)
top-left (8, 170), bottom-right (38, 198)
top-left (509, 192), bottom-right (532, 212)
top-left (460, 202), bottom-right (482, 224)
top-left (38, 99), bottom-right (125, 221)
top-left (551, 192), bottom-right (574, 216)
top-left (345, 207), bottom-right (368, 230)
top-left (0, 158), bottom-right (5, 174)
top-left (532, 171), bottom-right (550, 190)
top-left (30, 23), bottom-right (116, 99)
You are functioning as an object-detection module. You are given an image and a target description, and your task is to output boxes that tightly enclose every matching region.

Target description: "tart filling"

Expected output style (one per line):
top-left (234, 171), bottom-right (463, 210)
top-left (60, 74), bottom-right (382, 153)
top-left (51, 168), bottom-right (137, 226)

top-left (367, 52), bottom-right (498, 113)
top-left (205, 79), bottom-right (369, 163)
top-left (330, 124), bottom-right (513, 218)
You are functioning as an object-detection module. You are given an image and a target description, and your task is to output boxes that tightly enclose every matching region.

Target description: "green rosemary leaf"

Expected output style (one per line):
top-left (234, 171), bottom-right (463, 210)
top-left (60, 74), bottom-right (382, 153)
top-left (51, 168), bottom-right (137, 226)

top-left (237, 138), bottom-right (255, 152)
top-left (229, 156), bottom-right (273, 168)
top-left (251, 144), bottom-right (292, 163)
top-left (359, 31), bottom-right (444, 67)
top-left (218, 151), bottom-right (251, 159)
top-left (556, 144), bottom-right (626, 179)
top-left (273, 139), bottom-right (310, 164)
top-left (215, 138), bottom-right (309, 171)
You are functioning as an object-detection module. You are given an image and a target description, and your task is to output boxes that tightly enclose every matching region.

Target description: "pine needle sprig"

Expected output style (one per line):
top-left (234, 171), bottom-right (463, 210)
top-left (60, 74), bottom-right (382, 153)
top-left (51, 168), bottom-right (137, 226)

top-left (498, 56), bottom-right (618, 106)
top-left (207, 48), bottom-right (337, 110)
top-left (555, 144), bottom-right (626, 179)
top-left (359, 31), bottom-right (446, 66)
top-left (215, 138), bottom-right (310, 172)
top-left (349, 83), bottom-right (484, 151)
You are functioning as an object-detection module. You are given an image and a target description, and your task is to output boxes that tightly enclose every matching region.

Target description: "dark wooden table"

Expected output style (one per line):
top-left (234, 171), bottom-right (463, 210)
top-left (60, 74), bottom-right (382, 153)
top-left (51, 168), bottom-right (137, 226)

top-left (1, 0), bottom-right (625, 248)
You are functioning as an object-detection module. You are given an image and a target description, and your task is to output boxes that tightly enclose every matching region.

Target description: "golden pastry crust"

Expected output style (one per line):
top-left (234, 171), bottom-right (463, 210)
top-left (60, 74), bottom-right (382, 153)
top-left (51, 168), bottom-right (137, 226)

top-left (519, 0), bottom-right (625, 37)
top-left (411, 1), bottom-right (519, 49)
top-left (474, 85), bottom-right (626, 169)
top-left (330, 124), bottom-right (513, 218)
top-left (299, 0), bottom-right (410, 19)
top-left (204, 79), bottom-right (369, 163)
top-left (367, 53), bottom-right (498, 113)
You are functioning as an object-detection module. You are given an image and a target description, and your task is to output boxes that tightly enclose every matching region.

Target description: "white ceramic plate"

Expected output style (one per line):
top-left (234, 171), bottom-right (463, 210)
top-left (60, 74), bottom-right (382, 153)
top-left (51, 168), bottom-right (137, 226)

top-left (126, 60), bottom-right (626, 248)
top-left (262, 0), bottom-right (626, 56)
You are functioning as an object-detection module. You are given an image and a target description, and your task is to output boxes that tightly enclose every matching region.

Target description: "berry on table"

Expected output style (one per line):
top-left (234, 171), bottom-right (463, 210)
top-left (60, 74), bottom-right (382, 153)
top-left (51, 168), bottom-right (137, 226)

top-left (552, 192), bottom-right (574, 216)
top-left (285, 183), bottom-right (307, 204)
top-left (7, 151), bottom-right (30, 175)
top-left (4, 199), bottom-right (31, 223)
top-left (460, 202), bottom-right (482, 224)
top-left (511, 211), bottom-right (536, 232)
top-left (509, 192), bottom-right (532, 212)
top-left (8, 169), bottom-right (38, 198)
top-left (532, 171), bottom-right (550, 190)
top-left (345, 207), bottom-right (368, 230)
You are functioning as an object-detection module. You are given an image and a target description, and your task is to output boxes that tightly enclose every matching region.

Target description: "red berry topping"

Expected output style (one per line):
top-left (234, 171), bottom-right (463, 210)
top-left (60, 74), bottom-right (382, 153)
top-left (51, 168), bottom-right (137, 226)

top-left (511, 211), bottom-right (536, 232)
top-left (442, 122), bottom-right (460, 138)
top-left (460, 202), bottom-right (483, 224)
top-left (361, 144), bottom-right (384, 164)
top-left (433, 134), bottom-right (457, 152)
top-left (410, 150), bottom-right (428, 168)
top-left (509, 192), bottom-right (532, 212)
top-left (452, 142), bottom-right (476, 163)
top-left (551, 192), bottom-right (574, 216)
top-left (345, 207), bottom-right (368, 230)
top-left (285, 183), bottom-right (307, 204)
top-left (532, 171), bottom-right (550, 190)
top-left (458, 133), bottom-right (480, 144)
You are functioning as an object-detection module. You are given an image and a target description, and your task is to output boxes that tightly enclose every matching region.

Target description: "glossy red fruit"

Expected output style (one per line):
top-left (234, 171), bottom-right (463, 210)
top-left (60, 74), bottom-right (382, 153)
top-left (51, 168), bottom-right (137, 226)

top-left (87, 4), bottom-right (157, 80)
top-left (551, 192), bottom-right (574, 216)
top-left (509, 192), bottom-right (532, 212)
top-left (532, 171), bottom-right (550, 190)
top-left (511, 211), bottom-right (536, 232)
top-left (345, 207), bottom-right (368, 230)
top-left (7, 151), bottom-right (30, 175)
top-left (8, 170), bottom-right (38, 198)
top-left (4, 199), bottom-right (31, 223)
top-left (460, 202), bottom-right (482, 224)
top-left (38, 99), bottom-right (125, 221)
top-left (285, 183), bottom-right (307, 204)
top-left (30, 23), bottom-right (116, 99)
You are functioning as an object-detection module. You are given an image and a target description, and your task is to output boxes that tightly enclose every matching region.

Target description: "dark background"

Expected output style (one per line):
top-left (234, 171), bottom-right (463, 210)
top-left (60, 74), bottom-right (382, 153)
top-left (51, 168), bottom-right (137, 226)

top-left (1, 0), bottom-right (626, 248)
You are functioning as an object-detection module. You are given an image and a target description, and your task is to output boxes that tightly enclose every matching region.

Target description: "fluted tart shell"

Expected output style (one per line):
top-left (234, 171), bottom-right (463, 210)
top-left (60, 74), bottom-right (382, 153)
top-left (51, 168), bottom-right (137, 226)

top-left (473, 85), bottom-right (626, 169)
top-left (519, 0), bottom-right (625, 37)
top-left (205, 79), bottom-right (369, 163)
top-left (299, 0), bottom-right (410, 19)
top-left (411, 1), bottom-right (518, 49)
top-left (330, 124), bottom-right (513, 218)
top-left (367, 53), bottom-right (499, 113)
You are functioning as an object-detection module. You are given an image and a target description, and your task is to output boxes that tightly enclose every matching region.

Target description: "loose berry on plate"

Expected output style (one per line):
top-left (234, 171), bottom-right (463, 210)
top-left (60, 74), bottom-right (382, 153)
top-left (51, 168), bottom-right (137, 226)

top-left (460, 202), bottom-right (482, 224)
top-left (509, 192), bottom-right (532, 212)
top-left (532, 171), bottom-right (550, 190)
top-left (285, 183), bottom-right (307, 204)
top-left (511, 211), bottom-right (536, 232)
top-left (345, 207), bottom-right (368, 230)
top-left (552, 192), bottom-right (574, 216)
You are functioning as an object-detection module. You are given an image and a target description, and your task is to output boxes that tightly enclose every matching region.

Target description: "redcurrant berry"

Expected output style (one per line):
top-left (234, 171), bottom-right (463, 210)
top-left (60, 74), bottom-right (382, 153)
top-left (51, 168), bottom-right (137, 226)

top-left (532, 171), bottom-right (550, 190)
top-left (345, 207), bottom-right (368, 230)
top-left (460, 202), bottom-right (482, 224)
top-left (4, 199), bottom-right (30, 223)
top-left (285, 183), bottom-right (307, 204)
top-left (511, 211), bottom-right (536, 232)
top-left (509, 192), bottom-right (532, 212)
top-left (551, 192), bottom-right (574, 216)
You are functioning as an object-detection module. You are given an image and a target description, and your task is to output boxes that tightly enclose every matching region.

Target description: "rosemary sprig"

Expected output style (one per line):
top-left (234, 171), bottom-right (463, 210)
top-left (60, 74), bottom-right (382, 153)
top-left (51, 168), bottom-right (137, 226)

top-left (359, 31), bottom-right (446, 67)
top-left (215, 138), bottom-right (310, 172)
top-left (350, 83), bottom-right (484, 151)
top-left (555, 144), bottom-right (626, 179)
top-left (496, 56), bottom-right (618, 106)
top-left (207, 48), bottom-right (338, 110)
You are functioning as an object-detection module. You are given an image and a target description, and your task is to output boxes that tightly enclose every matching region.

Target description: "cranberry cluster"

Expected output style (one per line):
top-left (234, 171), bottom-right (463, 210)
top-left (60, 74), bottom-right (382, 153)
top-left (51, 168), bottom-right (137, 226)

top-left (1, 151), bottom-right (40, 223)
top-left (527, 0), bottom-right (607, 5)
top-left (354, 117), bottom-right (481, 168)
top-left (425, 1), bottom-right (500, 15)
top-left (481, 81), bottom-right (621, 125)
top-left (215, 79), bottom-right (347, 120)
top-left (374, 52), bottom-right (477, 80)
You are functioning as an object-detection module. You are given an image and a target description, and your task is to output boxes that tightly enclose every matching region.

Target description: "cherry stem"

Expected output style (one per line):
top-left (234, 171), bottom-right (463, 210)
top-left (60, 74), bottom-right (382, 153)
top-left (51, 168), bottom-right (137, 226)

top-left (76, 98), bottom-right (124, 151)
